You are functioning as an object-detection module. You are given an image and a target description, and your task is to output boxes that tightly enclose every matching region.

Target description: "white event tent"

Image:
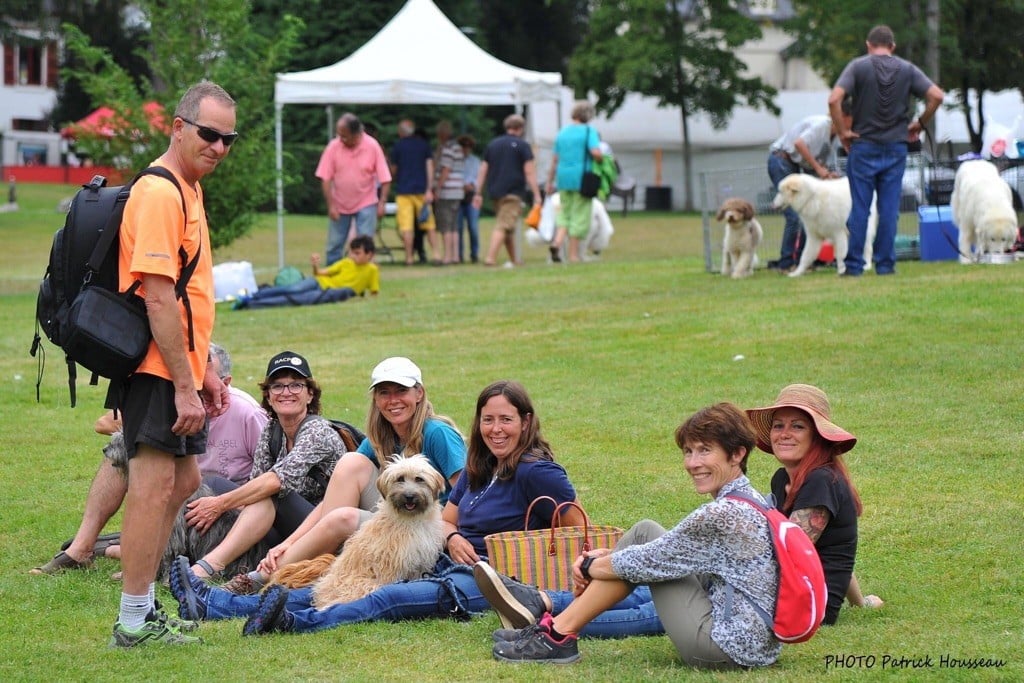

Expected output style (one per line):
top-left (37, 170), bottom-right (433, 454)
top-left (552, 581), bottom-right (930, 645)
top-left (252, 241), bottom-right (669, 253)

top-left (272, 0), bottom-right (563, 267)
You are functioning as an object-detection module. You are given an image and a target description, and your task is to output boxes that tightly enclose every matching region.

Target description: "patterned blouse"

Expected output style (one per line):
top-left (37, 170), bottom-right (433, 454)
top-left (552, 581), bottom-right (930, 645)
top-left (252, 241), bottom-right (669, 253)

top-left (249, 416), bottom-right (344, 505)
top-left (611, 475), bottom-right (782, 668)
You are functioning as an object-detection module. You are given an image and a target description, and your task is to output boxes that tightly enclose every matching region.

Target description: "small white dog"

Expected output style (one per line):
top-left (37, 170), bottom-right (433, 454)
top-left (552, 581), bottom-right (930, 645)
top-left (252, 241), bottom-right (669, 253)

top-left (772, 174), bottom-right (877, 277)
top-left (716, 197), bottom-right (763, 278)
top-left (267, 455), bottom-right (445, 608)
top-left (951, 159), bottom-right (1018, 263)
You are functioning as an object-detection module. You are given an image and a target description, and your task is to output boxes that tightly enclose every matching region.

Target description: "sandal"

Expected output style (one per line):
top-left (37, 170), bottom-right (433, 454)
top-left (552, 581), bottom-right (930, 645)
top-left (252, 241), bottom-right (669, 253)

top-left (92, 533), bottom-right (121, 559)
top-left (60, 531), bottom-right (121, 553)
top-left (29, 550), bottom-right (92, 575)
top-left (193, 558), bottom-right (223, 580)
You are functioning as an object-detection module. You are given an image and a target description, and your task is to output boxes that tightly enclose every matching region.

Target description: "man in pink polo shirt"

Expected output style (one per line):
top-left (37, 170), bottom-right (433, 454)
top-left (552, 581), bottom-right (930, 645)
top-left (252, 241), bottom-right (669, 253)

top-left (316, 113), bottom-right (392, 264)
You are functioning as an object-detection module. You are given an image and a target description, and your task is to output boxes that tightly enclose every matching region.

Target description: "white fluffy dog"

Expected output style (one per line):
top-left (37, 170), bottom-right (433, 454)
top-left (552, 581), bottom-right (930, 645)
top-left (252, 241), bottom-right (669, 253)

top-left (716, 197), bottom-right (763, 278)
top-left (772, 174), bottom-right (877, 277)
top-left (951, 159), bottom-right (1019, 263)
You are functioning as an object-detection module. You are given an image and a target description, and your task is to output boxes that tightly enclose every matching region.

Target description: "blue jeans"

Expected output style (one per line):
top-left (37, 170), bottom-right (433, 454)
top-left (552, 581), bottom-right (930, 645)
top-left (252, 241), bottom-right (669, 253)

top-left (326, 204), bottom-right (378, 264)
top-left (251, 278), bottom-right (319, 299)
top-left (457, 201), bottom-right (480, 262)
top-left (243, 278), bottom-right (355, 308)
top-left (203, 555), bottom-right (664, 638)
top-left (845, 141), bottom-right (907, 275)
top-left (767, 153), bottom-right (805, 268)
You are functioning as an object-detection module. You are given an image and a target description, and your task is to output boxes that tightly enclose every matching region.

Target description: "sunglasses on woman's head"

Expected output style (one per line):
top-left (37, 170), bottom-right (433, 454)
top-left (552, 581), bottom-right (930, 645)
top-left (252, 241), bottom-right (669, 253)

top-left (178, 116), bottom-right (239, 147)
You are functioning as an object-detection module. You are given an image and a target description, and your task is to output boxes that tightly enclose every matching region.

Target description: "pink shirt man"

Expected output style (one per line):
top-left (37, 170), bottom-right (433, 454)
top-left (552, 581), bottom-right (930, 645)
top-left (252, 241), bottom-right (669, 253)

top-left (200, 385), bottom-right (268, 485)
top-left (315, 132), bottom-right (392, 215)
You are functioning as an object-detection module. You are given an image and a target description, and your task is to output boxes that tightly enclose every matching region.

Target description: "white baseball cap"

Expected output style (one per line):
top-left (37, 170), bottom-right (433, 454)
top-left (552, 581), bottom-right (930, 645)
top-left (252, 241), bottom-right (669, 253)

top-left (369, 356), bottom-right (422, 389)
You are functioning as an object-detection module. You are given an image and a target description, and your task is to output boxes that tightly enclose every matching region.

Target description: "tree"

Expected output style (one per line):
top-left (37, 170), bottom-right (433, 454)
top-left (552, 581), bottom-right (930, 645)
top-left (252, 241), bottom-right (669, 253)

top-left (60, 0), bottom-right (301, 249)
top-left (569, 0), bottom-right (778, 210)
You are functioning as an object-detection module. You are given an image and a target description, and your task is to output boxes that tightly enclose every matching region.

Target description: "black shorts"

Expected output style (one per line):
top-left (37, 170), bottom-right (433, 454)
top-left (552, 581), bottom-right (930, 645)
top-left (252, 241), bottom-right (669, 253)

top-left (112, 373), bottom-right (208, 459)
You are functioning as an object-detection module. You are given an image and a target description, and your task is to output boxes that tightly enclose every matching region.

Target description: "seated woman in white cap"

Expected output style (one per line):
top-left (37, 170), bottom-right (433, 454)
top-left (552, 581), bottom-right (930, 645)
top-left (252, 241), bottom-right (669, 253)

top-left (746, 384), bottom-right (883, 625)
top-left (210, 357), bottom-right (466, 594)
top-left (185, 351), bottom-right (348, 582)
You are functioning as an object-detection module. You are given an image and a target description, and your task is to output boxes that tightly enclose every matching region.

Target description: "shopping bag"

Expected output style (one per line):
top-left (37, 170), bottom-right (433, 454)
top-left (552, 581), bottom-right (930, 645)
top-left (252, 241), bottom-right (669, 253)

top-left (483, 496), bottom-right (623, 592)
top-left (525, 203), bottom-right (541, 229)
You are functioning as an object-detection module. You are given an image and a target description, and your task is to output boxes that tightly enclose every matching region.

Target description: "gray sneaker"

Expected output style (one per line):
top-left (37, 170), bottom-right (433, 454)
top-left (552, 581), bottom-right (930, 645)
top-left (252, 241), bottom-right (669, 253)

top-left (492, 615), bottom-right (580, 664)
top-left (473, 561), bottom-right (546, 630)
top-left (492, 627), bottom-right (521, 642)
top-left (109, 612), bottom-right (202, 647)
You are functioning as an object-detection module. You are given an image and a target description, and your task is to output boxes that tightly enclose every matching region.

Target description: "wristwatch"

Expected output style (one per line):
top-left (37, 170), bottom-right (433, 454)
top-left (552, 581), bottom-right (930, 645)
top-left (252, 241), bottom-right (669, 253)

top-left (580, 556), bottom-right (595, 580)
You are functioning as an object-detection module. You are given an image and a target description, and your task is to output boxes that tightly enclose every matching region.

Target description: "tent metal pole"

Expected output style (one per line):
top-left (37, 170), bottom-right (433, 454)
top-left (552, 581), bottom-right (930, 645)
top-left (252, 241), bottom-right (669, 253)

top-left (275, 102), bottom-right (286, 270)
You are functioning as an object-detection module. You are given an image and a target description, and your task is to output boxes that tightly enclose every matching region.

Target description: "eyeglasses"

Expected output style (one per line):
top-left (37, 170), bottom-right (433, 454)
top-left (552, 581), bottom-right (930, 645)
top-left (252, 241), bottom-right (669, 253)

top-left (178, 116), bottom-right (239, 147)
top-left (269, 381), bottom-right (307, 395)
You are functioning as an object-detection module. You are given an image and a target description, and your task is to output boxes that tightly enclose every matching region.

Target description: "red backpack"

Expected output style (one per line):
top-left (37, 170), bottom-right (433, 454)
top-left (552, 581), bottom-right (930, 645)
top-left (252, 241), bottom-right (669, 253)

top-left (726, 493), bottom-right (827, 643)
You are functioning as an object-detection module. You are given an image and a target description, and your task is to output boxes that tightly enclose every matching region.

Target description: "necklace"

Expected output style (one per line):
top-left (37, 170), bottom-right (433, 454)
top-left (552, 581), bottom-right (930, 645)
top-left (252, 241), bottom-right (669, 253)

top-left (468, 474), bottom-right (498, 508)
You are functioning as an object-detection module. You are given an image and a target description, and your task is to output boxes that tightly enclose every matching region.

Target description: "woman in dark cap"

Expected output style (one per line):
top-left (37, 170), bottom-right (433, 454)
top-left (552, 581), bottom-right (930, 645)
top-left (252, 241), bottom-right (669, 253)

top-left (746, 383), bottom-right (882, 625)
top-left (183, 351), bottom-right (346, 583)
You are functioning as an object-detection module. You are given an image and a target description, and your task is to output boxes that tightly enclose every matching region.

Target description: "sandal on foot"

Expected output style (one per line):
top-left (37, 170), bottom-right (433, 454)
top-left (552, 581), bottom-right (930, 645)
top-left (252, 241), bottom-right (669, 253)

top-left (192, 558), bottom-right (222, 580)
top-left (92, 533), bottom-right (121, 559)
top-left (30, 550), bottom-right (92, 575)
top-left (60, 531), bottom-right (121, 553)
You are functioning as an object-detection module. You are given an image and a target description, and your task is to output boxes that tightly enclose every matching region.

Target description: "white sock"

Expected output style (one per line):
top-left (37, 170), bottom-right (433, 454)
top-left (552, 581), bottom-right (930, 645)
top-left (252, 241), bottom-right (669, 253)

top-left (118, 592), bottom-right (152, 630)
top-left (148, 583), bottom-right (156, 607)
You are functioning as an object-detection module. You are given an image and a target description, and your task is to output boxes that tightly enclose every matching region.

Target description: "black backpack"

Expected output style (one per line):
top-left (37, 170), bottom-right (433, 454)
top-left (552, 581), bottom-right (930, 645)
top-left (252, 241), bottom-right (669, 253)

top-left (31, 167), bottom-right (199, 407)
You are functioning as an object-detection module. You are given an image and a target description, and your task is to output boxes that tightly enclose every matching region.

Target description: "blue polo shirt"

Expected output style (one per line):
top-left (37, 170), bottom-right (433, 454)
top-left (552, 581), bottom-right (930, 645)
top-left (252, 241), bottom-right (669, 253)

top-left (390, 136), bottom-right (434, 194)
top-left (448, 458), bottom-right (577, 556)
top-left (356, 418), bottom-right (466, 504)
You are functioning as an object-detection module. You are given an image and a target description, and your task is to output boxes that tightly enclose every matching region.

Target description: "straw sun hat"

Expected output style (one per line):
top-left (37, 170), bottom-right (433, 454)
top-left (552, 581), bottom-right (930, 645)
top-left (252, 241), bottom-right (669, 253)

top-left (746, 384), bottom-right (857, 455)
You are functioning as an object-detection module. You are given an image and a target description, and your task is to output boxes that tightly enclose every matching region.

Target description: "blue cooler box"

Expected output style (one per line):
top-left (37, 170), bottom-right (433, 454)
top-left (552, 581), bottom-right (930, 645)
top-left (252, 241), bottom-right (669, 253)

top-left (917, 205), bottom-right (960, 261)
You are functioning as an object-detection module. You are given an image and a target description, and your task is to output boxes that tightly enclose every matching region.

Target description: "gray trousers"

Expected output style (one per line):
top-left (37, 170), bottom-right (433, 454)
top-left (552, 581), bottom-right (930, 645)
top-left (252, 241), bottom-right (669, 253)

top-left (617, 520), bottom-right (741, 670)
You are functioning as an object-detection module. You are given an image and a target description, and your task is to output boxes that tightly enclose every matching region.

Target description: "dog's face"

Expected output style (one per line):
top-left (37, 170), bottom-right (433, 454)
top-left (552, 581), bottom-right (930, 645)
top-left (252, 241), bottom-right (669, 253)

top-left (980, 217), bottom-right (1019, 254)
top-left (377, 455), bottom-right (445, 516)
top-left (716, 198), bottom-right (754, 225)
top-left (772, 174), bottom-right (804, 210)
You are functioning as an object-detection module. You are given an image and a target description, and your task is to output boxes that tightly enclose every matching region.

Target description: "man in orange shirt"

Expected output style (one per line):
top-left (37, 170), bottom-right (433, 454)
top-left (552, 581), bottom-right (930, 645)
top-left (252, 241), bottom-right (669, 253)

top-left (107, 81), bottom-right (234, 647)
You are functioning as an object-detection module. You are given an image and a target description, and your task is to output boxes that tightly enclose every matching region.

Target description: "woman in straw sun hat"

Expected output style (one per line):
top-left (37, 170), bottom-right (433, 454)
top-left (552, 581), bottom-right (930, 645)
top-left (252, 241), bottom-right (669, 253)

top-left (747, 384), bottom-right (882, 625)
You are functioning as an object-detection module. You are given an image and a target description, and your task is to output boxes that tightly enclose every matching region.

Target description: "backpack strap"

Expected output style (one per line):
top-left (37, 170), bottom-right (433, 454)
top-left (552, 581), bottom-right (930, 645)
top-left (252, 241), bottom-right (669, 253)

top-left (136, 166), bottom-right (200, 352)
top-left (723, 492), bottom-right (775, 630)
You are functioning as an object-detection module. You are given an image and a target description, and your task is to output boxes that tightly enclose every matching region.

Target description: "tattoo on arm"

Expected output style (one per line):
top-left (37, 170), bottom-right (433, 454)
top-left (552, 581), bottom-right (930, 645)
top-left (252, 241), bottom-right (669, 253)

top-left (791, 507), bottom-right (831, 543)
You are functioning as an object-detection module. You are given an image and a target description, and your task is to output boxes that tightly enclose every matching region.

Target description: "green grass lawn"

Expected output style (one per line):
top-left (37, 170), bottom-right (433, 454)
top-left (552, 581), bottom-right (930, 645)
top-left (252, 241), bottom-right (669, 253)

top-left (1, 183), bottom-right (1022, 681)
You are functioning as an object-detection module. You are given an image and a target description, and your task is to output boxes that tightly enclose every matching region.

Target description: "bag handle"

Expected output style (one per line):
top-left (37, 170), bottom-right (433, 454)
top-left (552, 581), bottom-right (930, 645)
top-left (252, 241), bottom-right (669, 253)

top-left (523, 496), bottom-right (594, 557)
top-left (581, 126), bottom-right (592, 172)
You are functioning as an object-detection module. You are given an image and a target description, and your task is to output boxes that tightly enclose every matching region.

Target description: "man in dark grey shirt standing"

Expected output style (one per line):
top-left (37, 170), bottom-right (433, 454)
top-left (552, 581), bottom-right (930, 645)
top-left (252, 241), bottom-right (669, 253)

top-left (828, 25), bottom-right (944, 276)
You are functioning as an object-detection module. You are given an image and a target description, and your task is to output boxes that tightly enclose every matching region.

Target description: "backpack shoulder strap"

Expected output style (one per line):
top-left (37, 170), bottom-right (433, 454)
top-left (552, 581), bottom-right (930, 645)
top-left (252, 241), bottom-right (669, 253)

top-left (723, 492), bottom-right (776, 629)
top-left (269, 414), bottom-right (318, 455)
top-left (134, 166), bottom-right (201, 351)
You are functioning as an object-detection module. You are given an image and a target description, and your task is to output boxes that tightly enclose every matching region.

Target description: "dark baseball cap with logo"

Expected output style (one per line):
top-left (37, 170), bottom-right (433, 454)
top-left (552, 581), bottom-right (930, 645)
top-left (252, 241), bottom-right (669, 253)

top-left (265, 351), bottom-right (312, 379)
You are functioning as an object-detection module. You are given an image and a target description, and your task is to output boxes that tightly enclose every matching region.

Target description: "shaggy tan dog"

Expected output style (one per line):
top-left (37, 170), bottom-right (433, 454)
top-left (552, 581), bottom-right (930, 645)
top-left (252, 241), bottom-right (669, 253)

top-left (716, 197), bottom-right (763, 278)
top-left (951, 159), bottom-right (1019, 263)
top-left (267, 455), bottom-right (445, 608)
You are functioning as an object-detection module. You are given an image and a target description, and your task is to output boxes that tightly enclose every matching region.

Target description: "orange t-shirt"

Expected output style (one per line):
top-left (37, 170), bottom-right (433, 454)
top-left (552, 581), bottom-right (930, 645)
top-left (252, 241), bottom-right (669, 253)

top-left (117, 164), bottom-right (214, 387)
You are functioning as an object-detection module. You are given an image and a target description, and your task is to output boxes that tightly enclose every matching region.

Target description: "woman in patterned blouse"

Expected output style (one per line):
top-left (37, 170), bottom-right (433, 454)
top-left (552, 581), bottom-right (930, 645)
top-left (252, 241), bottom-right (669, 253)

top-left (484, 402), bottom-right (783, 669)
top-left (184, 351), bottom-right (346, 581)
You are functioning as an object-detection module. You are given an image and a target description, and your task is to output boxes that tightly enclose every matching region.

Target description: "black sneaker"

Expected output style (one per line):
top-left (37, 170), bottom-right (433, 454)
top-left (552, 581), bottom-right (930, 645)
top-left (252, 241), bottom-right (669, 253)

top-left (473, 561), bottom-right (546, 630)
top-left (549, 245), bottom-right (563, 263)
top-left (492, 615), bottom-right (580, 664)
top-left (109, 611), bottom-right (202, 647)
top-left (242, 584), bottom-right (294, 636)
top-left (169, 555), bottom-right (209, 621)
top-left (492, 627), bottom-right (521, 642)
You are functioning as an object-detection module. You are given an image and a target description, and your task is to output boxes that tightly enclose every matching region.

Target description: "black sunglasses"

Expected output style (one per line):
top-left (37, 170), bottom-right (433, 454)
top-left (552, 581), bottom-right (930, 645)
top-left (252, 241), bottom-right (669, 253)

top-left (179, 116), bottom-right (239, 147)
